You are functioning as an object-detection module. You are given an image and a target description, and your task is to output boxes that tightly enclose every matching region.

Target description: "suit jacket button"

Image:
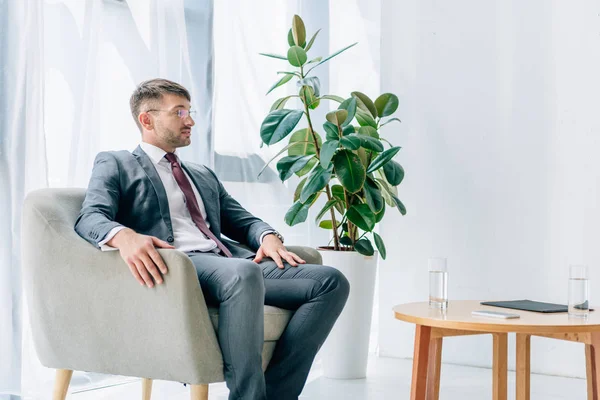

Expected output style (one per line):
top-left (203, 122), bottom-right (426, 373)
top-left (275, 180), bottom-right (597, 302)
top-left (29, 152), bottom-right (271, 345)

top-left (167, 236), bottom-right (174, 243)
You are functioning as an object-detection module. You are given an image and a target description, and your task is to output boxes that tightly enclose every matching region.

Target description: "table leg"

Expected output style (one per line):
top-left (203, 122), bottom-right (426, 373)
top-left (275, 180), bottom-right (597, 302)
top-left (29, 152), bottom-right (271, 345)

top-left (426, 337), bottom-right (443, 400)
top-left (516, 334), bottom-right (531, 400)
top-left (411, 325), bottom-right (432, 400)
top-left (492, 333), bottom-right (508, 400)
top-left (589, 333), bottom-right (600, 400)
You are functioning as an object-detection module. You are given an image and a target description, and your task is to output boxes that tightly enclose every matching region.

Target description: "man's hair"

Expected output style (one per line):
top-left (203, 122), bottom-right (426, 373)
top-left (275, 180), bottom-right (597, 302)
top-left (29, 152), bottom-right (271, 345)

top-left (129, 78), bottom-right (191, 131)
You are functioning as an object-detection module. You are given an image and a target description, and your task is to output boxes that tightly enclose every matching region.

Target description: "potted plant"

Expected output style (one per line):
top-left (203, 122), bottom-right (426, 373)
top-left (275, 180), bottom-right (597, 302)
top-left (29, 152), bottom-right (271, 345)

top-left (258, 15), bottom-right (406, 379)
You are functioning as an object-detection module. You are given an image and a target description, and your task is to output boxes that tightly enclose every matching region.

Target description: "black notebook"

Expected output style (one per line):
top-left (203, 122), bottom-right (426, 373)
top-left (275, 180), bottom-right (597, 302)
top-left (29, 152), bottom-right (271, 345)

top-left (480, 299), bottom-right (593, 313)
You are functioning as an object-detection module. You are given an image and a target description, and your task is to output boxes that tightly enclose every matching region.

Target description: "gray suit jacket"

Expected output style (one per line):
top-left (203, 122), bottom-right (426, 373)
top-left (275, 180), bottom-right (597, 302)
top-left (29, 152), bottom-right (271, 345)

top-left (74, 145), bottom-right (274, 259)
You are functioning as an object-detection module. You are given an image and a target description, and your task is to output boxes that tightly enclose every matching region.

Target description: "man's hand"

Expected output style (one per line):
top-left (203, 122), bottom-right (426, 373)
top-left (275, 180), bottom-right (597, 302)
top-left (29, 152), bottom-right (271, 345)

top-left (107, 228), bottom-right (175, 287)
top-left (252, 234), bottom-right (306, 269)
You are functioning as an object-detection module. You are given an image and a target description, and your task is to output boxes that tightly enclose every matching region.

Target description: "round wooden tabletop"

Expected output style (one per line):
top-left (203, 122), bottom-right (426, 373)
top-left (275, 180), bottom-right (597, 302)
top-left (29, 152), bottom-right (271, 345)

top-left (393, 301), bottom-right (600, 333)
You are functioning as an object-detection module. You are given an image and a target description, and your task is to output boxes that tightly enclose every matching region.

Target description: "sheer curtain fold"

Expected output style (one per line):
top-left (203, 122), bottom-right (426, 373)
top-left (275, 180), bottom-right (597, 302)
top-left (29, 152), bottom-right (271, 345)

top-left (0, 0), bottom-right (47, 398)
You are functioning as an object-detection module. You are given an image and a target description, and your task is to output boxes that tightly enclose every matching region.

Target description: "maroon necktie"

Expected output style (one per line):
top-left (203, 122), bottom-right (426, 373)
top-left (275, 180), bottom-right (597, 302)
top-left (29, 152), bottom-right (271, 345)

top-left (164, 153), bottom-right (233, 257)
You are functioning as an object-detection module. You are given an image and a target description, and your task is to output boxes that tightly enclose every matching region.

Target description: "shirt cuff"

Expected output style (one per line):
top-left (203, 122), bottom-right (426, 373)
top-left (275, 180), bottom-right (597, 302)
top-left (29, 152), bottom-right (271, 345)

top-left (98, 226), bottom-right (126, 251)
top-left (259, 230), bottom-right (276, 245)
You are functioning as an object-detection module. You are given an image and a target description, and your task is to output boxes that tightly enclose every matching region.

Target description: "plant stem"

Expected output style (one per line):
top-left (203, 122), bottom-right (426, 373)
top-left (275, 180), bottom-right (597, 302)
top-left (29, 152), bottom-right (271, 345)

top-left (301, 83), bottom-right (340, 250)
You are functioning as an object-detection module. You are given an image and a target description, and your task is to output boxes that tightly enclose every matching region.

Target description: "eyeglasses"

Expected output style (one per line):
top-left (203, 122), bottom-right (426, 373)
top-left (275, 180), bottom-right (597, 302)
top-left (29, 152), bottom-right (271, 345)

top-left (146, 109), bottom-right (196, 119)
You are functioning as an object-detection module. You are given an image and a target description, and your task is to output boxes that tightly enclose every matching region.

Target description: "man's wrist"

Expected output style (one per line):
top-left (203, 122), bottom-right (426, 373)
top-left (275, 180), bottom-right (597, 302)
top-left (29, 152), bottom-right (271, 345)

top-left (261, 230), bottom-right (284, 244)
top-left (107, 228), bottom-right (135, 248)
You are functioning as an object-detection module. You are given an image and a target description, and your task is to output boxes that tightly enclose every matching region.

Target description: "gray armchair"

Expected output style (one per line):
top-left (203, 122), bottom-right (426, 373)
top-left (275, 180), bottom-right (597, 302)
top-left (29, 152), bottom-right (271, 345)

top-left (21, 188), bottom-right (322, 400)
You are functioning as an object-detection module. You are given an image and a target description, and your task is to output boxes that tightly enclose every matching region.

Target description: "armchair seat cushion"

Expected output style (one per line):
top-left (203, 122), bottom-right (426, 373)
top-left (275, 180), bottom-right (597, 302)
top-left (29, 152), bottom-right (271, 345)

top-left (208, 305), bottom-right (293, 341)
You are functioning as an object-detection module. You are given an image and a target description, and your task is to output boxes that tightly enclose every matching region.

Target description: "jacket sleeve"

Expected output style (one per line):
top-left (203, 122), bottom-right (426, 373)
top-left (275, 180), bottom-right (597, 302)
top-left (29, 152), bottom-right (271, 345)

top-left (205, 167), bottom-right (274, 251)
top-left (74, 152), bottom-right (124, 248)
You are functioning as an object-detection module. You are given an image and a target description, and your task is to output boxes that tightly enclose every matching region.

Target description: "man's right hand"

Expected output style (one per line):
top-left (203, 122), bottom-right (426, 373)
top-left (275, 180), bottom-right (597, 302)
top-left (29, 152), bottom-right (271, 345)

top-left (107, 228), bottom-right (175, 288)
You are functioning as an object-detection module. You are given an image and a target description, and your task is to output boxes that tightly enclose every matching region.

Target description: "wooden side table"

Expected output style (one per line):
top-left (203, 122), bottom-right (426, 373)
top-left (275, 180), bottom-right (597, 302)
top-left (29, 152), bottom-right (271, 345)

top-left (394, 301), bottom-right (600, 400)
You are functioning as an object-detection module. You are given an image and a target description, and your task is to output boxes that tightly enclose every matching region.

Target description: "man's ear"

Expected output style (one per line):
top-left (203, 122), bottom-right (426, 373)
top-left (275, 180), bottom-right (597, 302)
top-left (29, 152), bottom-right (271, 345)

top-left (139, 112), bottom-right (153, 131)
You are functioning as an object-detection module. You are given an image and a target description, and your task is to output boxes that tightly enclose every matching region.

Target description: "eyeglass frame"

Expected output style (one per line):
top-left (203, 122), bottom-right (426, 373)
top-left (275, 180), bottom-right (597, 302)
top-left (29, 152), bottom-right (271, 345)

top-left (146, 109), bottom-right (197, 119)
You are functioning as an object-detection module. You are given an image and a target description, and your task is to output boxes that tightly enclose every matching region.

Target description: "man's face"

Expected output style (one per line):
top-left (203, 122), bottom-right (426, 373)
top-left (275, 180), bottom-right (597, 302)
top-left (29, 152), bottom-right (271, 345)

top-left (147, 93), bottom-right (195, 149)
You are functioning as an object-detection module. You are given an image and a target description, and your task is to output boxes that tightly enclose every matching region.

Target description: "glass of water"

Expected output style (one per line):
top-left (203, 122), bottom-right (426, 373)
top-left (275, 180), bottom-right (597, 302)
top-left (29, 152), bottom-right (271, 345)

top-left (568, 264), bottom-right (589, 319)
top-left (429, 257), bottom-right (448, 310)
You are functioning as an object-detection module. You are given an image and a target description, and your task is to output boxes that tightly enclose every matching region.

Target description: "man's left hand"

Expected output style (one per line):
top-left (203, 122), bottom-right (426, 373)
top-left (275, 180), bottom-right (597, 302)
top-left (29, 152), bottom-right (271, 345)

top-left (252, 234), bottom-right (306, 269)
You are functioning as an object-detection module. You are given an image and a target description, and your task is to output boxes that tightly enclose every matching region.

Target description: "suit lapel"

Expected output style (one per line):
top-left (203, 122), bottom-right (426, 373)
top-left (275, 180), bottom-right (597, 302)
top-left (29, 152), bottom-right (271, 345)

top-left (132, 145), bottom-right (173, 232)
top-left (181, 162), bottom-right (219, 235)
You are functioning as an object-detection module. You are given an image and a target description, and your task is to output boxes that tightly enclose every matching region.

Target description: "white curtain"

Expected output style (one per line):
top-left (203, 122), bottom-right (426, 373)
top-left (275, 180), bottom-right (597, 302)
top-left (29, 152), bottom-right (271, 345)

top-left (1, 0), bottom-right (214, 397)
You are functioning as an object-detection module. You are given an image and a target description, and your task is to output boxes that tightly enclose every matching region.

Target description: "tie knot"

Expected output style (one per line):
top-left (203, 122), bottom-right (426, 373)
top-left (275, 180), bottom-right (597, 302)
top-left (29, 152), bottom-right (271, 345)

top-left (165, 152), bottom-right (178, 164)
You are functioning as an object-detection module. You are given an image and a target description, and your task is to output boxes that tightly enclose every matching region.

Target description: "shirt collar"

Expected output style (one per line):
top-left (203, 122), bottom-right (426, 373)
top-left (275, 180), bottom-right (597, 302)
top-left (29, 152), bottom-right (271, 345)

top-left (139, 142), bottom-right (179, 165)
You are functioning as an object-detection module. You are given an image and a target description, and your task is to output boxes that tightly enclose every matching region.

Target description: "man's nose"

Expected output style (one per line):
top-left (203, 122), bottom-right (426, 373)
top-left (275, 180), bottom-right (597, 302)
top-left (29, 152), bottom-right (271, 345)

top-left (184, 115), bottom-right (195, 127)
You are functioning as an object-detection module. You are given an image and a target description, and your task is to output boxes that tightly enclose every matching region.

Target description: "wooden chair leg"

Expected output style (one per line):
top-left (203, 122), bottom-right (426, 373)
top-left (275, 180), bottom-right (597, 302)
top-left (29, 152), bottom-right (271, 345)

top-left (492, 333), bottom-right (508, 400)
top-left (410, 324), bottom-right (432, 400)
top-left (426, 337), bottom-right (443, 400)
top-left (191, 384), bottom-right (209, 400)
top-left (142, 378), bottom-right (153, 400)
top-left (52, 369), bottom-right (73, 400)
top-left (589, 333), bottom-right (600, 400)
top-left (516, 334), bottom-right (531, 400)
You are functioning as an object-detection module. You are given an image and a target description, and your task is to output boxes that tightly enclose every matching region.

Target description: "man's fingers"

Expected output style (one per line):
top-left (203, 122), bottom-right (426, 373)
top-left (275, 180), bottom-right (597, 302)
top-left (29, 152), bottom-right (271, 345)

top-left (271, 252), bottom-right (285, 269)
top-left (289, 252), bottom-right (306, 264)
top-left (148, 247), bottom-right (168, 274)
top-left (133, 259), bottom-right (154, 287)
top-left (152, 236), bottom-right (175, 249)
top-left (127, 261), bottom-right (145, 286)
top-left (280, 250), bottom-right (298, 267)
top-left (252, 248), bottom-right (264, 264)
top-left (139, 253), bottom-right (163, 285)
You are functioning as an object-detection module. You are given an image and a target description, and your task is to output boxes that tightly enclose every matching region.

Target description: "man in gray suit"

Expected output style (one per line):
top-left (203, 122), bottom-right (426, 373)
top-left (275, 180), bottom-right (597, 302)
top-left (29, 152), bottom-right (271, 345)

top-left (74, 79), bottom-right (349, 400)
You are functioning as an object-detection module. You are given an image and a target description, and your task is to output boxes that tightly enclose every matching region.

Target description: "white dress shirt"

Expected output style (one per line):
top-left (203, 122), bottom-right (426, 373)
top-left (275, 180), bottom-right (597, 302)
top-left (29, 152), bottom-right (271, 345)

top-left (99, 142), bottom-right (273, 252)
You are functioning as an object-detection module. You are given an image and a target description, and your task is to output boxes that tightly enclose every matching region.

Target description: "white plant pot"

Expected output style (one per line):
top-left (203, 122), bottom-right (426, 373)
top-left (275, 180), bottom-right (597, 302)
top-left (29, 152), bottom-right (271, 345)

top-left (317, 248), bottom-right (378, 379)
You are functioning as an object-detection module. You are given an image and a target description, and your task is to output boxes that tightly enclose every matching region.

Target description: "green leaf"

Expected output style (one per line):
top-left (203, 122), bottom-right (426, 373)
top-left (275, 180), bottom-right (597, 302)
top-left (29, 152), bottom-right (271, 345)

top-left (351, 91), bottom-right (378, 119)
top-left (292, 15), bottom-right (306, 47)
top-left (364, 177), bottom-right (384, 213)
top-left (306, 42), bottom-right (358, 75)
top-left (358, 126), bottom-right (379, 138)
top-left (380, 117), bottom-right (401, 128)
top-left (306, 56), bottom-right (322, 64)
top-left (299, 86), bottom-right (319, 110)
top-left (266, 74), bottom-right (294, 95)
top-left (300, 164), bottom-right (332, 203)
top-left (376, 178), bottom-right (406, 215)
top-left (355, 109), bottom-right (378, 128)
top-left (320, 140), bottom-right (339, 168)
top-left (277, 71), bottom-right (301, 77)
top-left (339, 134), bottom-right (361, 150)
top-left (319, 219), bottom-right (341, 229)
top-left (285, 193), bottom-right (318, 226)
top-left (260, 109), bottom-right (304, 145)
top-left (270, 95), bottom-right (297, 112)
top-left (304, 29), bottom-right (321, 52)
top-left (315, 198), bottom-right (340, 223)
top-left (294, 177), bottom-right (307, 202)
top-left (366, 146), bottom-right (401, 173)
top-left (259, 52), bottom-right (288, 60)
top-left (332, 184), bottom-right (345, 201)
top-left (355, 238), bottom-right (375, 256)
top-left (356, 147), bottom-right (369, 168)
top-left (340, 235), bottom-right (353, 246)
top-left (346, 204), bottom-right (376, 231)
top-left (319, 94), bottom-right (345, 103)
top-left (297, 77), bottom-right (321, 97)
top-left (276, 155), bottom-right (315, 181)
top-left (375, 204), bottom-right (385, 222)
top-left (374, 93), bottom-right (399, 117)
top-left (383, 160), bottom-right (404, 185)
top-left (323, 122), bottom-right (339, 141)
top-left (393, 196), bottom-right (407, 215)
top-left (338, 97), bottom-right (357, 127)
top-left (358, 135), bottom-right (384, 152)
top-left (373, 232), bottom-right (386, 259)
top-left (342, 124), bottom-right (355, 136)
top-left (288, 129), bottom-right (322, 176)
top-left (333, 150), bottom-right (366, 194)
top-left (287, 29), bottom-right (296, 47)
top-left (326, 109), bottom-right (348, 126)
top-left (287, 46), bottom-right (307, 67)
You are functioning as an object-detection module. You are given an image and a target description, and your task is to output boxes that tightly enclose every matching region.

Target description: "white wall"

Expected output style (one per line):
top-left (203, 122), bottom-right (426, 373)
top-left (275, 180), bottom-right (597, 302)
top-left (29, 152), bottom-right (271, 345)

top-left (378, 0), bottom-right (600, 378)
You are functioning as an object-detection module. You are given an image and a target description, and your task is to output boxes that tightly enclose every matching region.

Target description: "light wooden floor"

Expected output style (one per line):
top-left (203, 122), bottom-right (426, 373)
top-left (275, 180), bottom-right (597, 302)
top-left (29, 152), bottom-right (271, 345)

top-left (60, 355), bottom-right (587, 400)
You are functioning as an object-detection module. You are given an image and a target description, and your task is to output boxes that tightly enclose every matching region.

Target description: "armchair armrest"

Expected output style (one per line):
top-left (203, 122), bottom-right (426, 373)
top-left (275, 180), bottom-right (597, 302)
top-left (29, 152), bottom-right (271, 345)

top-left (22, 191), bottom-right (225, 384)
